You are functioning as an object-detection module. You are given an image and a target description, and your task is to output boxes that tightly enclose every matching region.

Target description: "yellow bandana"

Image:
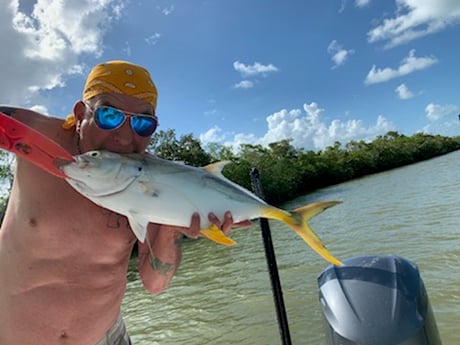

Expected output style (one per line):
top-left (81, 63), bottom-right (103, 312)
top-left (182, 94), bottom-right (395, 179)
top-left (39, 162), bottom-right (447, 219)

top-left (62, 60), bottom-right (158, 129)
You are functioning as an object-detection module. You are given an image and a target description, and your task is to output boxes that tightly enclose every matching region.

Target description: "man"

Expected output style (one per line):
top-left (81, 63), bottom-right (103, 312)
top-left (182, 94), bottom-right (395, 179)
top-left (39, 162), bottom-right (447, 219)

top-left (0, 60), bottom-right (247, 344)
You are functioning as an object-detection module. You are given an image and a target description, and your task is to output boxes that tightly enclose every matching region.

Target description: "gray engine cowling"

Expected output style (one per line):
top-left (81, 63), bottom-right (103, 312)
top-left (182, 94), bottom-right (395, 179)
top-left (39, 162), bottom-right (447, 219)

top-left (318, 255), bottom-right (442, 345)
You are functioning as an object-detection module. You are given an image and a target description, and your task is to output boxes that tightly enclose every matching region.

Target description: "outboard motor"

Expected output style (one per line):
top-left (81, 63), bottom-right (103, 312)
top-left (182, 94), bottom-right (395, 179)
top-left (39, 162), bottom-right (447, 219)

top-left (318, 255), bottom-right (442, 345)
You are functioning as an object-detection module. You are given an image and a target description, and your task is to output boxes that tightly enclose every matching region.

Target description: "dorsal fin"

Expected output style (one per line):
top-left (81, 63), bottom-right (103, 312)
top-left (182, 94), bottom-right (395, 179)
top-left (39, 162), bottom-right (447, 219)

top-left (202, 161), bottom-right (231, 177)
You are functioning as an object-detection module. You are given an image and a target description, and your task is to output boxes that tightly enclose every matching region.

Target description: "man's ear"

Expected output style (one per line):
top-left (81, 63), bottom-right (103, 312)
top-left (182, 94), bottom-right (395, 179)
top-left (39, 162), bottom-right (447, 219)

top-left (73, 101), bottom-right (87, 122)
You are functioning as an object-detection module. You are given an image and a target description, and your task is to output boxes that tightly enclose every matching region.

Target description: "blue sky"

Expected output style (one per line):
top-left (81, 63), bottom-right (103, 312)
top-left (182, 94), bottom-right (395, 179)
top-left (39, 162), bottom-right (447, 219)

top-left (1, 0), bottom-right (460, 151)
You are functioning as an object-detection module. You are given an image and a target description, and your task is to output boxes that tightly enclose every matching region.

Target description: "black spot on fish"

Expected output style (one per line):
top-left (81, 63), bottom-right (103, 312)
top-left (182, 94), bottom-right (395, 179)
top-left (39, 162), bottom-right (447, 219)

top-left (15, 143), bottom-right (32, 155)
top-left (29, 218), bottom-right (37, 227)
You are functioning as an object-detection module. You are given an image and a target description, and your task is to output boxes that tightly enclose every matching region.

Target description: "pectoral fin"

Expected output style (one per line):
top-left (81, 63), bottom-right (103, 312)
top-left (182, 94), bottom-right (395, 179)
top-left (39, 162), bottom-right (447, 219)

top-left (200, 224), bottom-right (236, 246)
top-left (127, 213), bottom-right (149, 243)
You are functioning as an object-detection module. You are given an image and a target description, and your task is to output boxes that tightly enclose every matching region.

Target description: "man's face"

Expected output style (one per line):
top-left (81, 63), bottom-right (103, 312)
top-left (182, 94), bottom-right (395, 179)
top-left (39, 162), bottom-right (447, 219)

top-left (78, 93), bottom-right (155, 154)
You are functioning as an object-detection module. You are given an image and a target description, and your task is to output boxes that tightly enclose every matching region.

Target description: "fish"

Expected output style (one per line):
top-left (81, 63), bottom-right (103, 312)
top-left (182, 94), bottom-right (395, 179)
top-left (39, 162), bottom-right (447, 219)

top-left (61, 150), bottom-right (343, 266)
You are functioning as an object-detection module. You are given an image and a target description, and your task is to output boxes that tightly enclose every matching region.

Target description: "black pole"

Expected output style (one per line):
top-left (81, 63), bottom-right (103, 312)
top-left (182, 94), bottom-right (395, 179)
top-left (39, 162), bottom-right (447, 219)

top-left (250, 168), bottom-right (292, 345)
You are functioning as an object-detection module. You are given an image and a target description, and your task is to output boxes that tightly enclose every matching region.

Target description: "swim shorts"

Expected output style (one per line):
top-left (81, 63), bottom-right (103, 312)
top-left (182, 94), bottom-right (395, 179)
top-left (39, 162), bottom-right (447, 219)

top-left (95, 313), bottom-right (132, 345)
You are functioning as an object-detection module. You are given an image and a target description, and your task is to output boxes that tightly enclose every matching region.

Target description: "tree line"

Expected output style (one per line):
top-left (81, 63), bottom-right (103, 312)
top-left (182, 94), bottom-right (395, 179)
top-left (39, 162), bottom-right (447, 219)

top-left (148, 130), bottom-right (460, 205)
top-left (1, 130), bottom-right (460, 221)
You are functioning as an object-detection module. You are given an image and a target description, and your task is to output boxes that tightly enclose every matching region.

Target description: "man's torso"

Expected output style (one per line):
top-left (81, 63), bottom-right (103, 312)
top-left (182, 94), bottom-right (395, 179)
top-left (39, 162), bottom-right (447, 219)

top-left (0, 110), bottom-right (137, 344)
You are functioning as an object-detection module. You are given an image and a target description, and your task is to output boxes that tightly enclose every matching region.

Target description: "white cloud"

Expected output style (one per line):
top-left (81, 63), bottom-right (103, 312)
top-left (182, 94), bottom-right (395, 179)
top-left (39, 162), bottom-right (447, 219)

top-left (327, 40), bottom-right (354, 69)
top-left (232, 61), bottom-right (277, 90)
top-left (355, 0), bottom-right (371, 7)
top-left (200, 126), bottom-right (224, 144)
top-left (145, 33), bottom-right (161, 46)
top-left (425, 103), bottom-right (459, 121)
top-left (159, 5), bottom-right (174, 16)
top-left (395, 83), bottom-right (414, 99)
top-left (368, 0), bottom-right (460, 48)
top-left (30, 104), bottom-right (49, 115)
top-left (233, 61), bottom-right (278, 77)
top-left (365, 49), bottom-right (437, 85)
top-left (224, 133), bottom-right (259, 151)
top-left (0, 0), bottom-right (124, 106)
top-left (234, 80), bottom-right (254, 89)
top-left (204, 109), bottom-right (217, 116)
top-left (123, 41), bottom-right (131, 56)
top-left (202, 101), bottom-right (395, 151)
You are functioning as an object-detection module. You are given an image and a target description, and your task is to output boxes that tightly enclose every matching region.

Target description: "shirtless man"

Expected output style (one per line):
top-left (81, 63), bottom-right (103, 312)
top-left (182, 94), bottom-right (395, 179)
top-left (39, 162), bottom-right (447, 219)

top-left (0, 60), bottom-right (247, 344)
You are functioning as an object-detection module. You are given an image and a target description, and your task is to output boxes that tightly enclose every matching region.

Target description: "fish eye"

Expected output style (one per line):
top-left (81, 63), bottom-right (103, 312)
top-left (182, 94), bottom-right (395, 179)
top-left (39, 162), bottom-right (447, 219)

top-left (89, 151), bottom-right (99, 157)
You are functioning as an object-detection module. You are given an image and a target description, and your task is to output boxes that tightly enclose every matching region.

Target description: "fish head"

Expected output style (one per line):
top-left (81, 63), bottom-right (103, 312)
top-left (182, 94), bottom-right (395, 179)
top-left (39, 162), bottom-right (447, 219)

top-left (62, 150), bottom-right (144, 197)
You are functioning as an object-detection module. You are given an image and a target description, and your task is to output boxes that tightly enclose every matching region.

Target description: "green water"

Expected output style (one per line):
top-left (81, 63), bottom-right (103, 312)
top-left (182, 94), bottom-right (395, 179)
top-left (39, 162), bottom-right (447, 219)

top-left (123, 151), bottom-right (460, 344)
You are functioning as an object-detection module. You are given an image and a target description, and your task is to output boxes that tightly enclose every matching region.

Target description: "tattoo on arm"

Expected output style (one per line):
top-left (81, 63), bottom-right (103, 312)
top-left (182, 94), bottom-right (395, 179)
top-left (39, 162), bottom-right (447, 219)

top-left (150, 256), bottom-right (174, 275)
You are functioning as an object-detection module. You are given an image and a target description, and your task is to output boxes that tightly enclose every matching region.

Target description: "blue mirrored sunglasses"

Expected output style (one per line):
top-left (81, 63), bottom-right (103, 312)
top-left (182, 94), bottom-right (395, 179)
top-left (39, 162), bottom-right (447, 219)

top-left (93, 106), bottom-right (158, 137)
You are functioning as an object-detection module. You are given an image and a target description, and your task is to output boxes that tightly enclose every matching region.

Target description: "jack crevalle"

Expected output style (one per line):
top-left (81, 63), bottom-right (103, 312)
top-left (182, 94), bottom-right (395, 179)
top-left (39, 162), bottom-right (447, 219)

top-left (62, 151), bottom-right (343, 266)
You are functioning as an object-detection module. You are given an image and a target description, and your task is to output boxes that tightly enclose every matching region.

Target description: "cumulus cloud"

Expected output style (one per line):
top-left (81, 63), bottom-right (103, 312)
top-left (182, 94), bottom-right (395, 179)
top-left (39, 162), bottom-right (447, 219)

top-left (395, 83), bottom-right (414, 99)
top-left (200, 126), bottom-right (224, 144)
top-left (201, 101), bottom-right (395, 151)
top-left (367, 0), bottom-right (460, 48)
top-left (425, 103), bottom-right (459, 121)
top-left (327, 40), bottom-right (354, 69)
top-left (364, 49), bottom-right (437, 85)
top-left (232, 61), bottom-right (278, 90)
top-left (233, 61), bottom-right (278, 78)
top-left (0, 0), bottom-right (124, 106)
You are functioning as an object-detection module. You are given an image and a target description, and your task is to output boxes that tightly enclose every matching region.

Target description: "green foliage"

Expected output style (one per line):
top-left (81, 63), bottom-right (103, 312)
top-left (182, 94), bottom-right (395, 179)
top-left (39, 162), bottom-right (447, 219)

top-left (149, 129), bottom-right (212, 166)
top-left (147, 130), bottom-right (460, 205)
top-left (0, 151), bottom-right (13, 223)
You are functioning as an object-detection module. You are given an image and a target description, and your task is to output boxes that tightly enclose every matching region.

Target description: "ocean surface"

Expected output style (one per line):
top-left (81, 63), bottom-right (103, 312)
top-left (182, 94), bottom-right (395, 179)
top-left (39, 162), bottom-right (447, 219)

top-left (122, 151), bottom-right (460, 344)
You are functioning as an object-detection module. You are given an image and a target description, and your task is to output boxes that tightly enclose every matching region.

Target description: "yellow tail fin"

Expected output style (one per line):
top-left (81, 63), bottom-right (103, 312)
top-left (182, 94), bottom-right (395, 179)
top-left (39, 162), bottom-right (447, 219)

top-left (200, 224), bottom-right (236, 246)
top-left (263, 201), bottom-right (343, 266)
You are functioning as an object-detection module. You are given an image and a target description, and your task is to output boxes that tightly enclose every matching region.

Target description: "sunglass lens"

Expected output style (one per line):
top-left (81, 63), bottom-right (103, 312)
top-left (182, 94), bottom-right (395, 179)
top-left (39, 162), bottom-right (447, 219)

top-left (94, 107), bottom-right (125, 130)
top-left (131, 116), bottom-right (157, 137)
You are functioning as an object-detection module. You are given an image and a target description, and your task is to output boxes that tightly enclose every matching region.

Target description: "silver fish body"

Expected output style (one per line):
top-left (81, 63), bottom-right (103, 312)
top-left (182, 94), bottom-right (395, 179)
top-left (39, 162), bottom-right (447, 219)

top-left (62, 150), bottom-right (342, 265)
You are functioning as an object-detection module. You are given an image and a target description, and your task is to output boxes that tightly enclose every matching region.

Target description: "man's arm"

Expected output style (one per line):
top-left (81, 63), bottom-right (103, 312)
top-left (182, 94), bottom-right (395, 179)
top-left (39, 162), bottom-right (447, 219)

top-left (137, 212), bottom-right (251, 295)
top-left (137, 222), bottom-right (184, 295)
top-left (0, 106), bottom-right (41, 122)
top-left (0, 105), bottom-right (58, 131)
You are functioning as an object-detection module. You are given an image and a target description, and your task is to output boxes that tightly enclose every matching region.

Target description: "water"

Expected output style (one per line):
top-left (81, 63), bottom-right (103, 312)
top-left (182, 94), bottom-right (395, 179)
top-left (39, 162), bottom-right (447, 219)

top-left (122, 151), bottom-right (460, 344)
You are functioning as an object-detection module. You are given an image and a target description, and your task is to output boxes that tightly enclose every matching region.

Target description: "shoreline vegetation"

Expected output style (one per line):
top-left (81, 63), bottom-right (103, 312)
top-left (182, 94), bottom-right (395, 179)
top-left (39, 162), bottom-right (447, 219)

top-left (1, 130), bottom-right (460, 221)
top-left (149, 130), bottom-right (460, 205)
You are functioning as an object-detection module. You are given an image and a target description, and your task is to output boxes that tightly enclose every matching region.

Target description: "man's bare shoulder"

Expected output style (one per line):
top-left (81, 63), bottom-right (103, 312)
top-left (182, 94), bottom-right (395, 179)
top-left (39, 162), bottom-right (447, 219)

top-left (0, 105), bottom-right (62, 123)
top-left (0, 105), bottom-right (66, 137)
top-left (1, 105), bottom-right (45, 121)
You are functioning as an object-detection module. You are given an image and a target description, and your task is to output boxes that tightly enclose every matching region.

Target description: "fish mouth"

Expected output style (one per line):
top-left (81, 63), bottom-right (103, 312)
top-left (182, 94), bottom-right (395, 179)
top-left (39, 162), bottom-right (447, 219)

top-left (73, 155), bottom-right (89, 169)
top-left (76, 161), bottom-right (88, 169)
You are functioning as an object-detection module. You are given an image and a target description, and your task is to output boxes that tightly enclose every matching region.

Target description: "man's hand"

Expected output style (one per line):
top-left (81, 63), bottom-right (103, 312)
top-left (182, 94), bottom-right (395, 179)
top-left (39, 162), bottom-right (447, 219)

top-left (180, 211), bottom-right (252, 239)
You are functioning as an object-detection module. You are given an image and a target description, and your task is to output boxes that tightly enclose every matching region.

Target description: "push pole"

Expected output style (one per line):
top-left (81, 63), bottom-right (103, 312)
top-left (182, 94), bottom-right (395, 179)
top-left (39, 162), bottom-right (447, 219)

top-left (250, 168), bottom-right (292, 345)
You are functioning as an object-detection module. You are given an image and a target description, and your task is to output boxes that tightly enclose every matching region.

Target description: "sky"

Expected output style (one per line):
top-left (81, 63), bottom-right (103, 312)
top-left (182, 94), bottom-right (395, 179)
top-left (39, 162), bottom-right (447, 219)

top-left (1, 0), bottom-right (460, 151)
